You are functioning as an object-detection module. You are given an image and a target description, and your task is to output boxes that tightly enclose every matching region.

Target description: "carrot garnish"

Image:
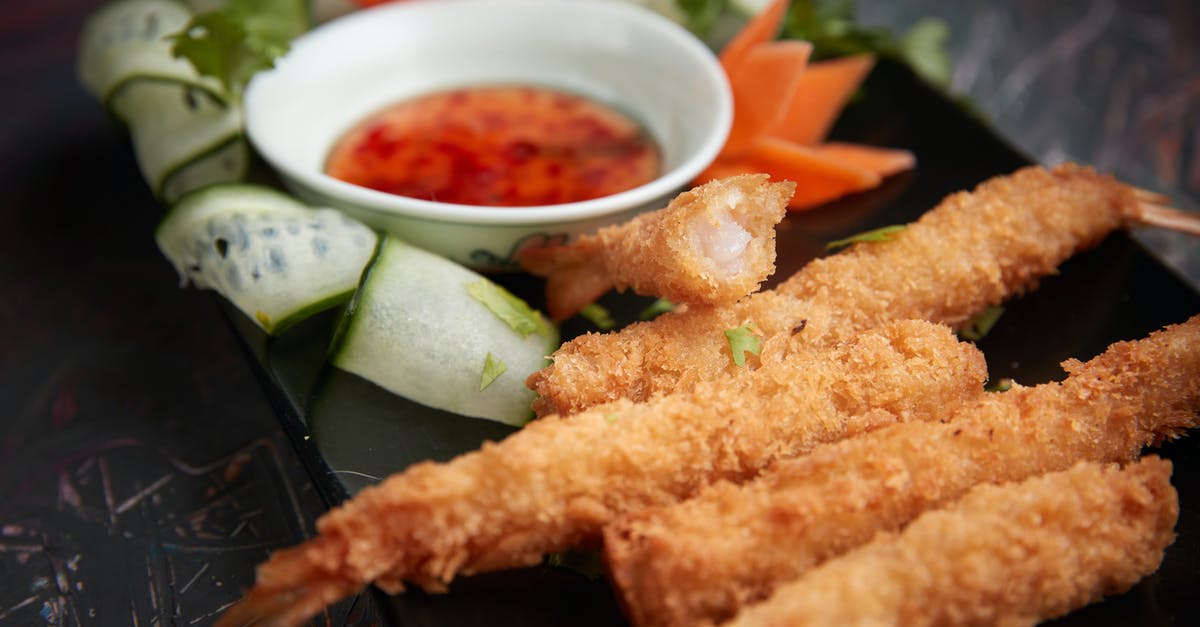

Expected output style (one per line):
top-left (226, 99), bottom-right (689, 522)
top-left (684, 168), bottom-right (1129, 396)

top-left (723, 40), bottom-right (813, 155)
top-left (699, 137), bottom-right (878, 209)
top-left (699, 0), bottom-right (915, 210)
top-left (718, 0), bottom-right (792, 73)
top-left (767, 53), bottom-right (877, 146)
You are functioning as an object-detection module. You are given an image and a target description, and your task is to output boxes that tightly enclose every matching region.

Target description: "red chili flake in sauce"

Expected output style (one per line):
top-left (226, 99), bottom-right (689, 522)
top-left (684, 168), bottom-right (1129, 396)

top-left (325, 86), bottom-right (661, 206)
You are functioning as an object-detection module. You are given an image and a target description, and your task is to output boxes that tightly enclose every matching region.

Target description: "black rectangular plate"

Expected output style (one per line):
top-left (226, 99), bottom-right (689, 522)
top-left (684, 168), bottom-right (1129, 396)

top-left (229, 60), bottom-right (1200, 626)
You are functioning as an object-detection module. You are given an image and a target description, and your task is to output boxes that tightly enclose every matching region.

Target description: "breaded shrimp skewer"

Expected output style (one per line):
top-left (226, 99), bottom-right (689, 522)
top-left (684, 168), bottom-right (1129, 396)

top-left (518, 174), bottom-right (792, 321)
top-left (217, 320), bottom-right (987, 627)
top-left (529, 164), bottom-right (1198, 416)
top-left (604, 315), bottom-right (1200, 627)
top-left (725, 458), bottom-right (1179, 627)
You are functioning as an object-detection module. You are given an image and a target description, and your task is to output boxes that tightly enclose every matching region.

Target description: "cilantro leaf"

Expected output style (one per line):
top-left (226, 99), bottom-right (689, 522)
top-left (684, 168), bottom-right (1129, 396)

top-left (960, 305), bottom-right (1004, 341)
top-left (639, 297), bottom-right (676, 321)
top-left (677, 0), bottom-right (728, 35)
top-left (580, 303), bottom-right (616, 331)
top-left (466, 279), bottom-right (553, 338)
top-left (825, 224), bottom-right (906, 250)
top-left (168, 0), bottom-right (308, 99)
top-left (480, 352), bottom-right (508, 391)
top-left (783, 1), bottom-right (953, 90)
top-left (724, 324), bottom-right (762, 367)
top-left (900, 17), bottom-right (952, 89)
top-left (985, 377), bottom-right (1014, 393)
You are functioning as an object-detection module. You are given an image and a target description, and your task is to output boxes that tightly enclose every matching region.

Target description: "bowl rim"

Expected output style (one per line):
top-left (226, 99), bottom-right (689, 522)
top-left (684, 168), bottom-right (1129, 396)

top-left (243, 0), bottom-right (733, 226)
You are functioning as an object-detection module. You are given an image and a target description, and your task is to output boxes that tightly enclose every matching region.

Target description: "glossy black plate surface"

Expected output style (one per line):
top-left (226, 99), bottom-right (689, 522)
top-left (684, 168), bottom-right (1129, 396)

top-left (228, 60), bottom-right (1200, 626)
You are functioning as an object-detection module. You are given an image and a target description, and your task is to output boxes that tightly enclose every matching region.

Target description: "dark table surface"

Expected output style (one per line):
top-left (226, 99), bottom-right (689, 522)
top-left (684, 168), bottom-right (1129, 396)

top-left (2, 1), bottom-right (1197, 625)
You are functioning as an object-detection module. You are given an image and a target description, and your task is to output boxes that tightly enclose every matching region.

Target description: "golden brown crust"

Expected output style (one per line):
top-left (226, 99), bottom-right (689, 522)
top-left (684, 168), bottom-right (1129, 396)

top-left (604, 315), bottom-right (1200, 627)
top-left (519, 174), bottom-right (791, 321)
top-left (725, 458), bottom-right (1178, 627)
top-left (529, 164), bottom-right (1142, 417)
top-left (218, 320), bottom-right (987, 626)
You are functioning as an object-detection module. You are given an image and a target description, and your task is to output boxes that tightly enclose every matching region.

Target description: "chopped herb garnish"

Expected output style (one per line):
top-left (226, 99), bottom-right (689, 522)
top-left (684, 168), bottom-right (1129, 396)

top-left (783, 1), bottom-right (953, 91)
top-left (168, 0), bottom-right (309, 100)
top-left (960, 305), bottom-right (1004, 341)
top-left (677, 0), bottom-right (727, 35)
top-left (639, 297), bottom-right (676, 320)
top-left (724, 324), bottom-right (762, 367)
top-left (546, 550), bottom-right (606, 580)
top-left (479, 353), bottom-right (508, 391)
top-left (825, 224), bottom-right (907, 250)
top-left (985, 377), bottom-right (1014, 393)
top-left (580, 303), bottom-right (616, 330)
top-left (466, 279), bottom-right (552, 338)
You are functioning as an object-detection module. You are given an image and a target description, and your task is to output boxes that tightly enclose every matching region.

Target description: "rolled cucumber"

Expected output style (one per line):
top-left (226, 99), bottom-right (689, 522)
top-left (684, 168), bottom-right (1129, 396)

top-left (78, 0), bottom-right (227, 107)
top-left (108, 79), bottom-right (246, 202)
top-left (156, 184), bottom-right (379, 334)
top-left (79, 0), bottom-right (250, 201)
top-left (330, 237), bottom-right (560, 426)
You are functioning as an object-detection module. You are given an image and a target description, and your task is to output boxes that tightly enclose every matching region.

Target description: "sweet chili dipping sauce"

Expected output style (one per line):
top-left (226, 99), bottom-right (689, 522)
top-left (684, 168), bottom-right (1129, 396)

top-left (324, 85), bottom-right (661, 207)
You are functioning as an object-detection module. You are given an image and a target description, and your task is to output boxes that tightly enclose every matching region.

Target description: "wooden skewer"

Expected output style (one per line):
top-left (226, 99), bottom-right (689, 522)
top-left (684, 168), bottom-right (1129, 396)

top-left (1132, 202), bottom-right (1200, 237)
top-left (1130, 185), bottom-right (1172, 205)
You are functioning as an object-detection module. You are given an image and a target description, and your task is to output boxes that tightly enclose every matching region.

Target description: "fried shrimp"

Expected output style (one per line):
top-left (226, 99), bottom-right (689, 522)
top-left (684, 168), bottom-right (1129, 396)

top-left (603, 315), bottom-right (1200, 627)
top-left (724, 457), bottom-right (1179, 627)
top-left (217, 320), bottom-right (987, 627)
top-left (518, 174), bottom-right (792, 321)
top-left (528, 164), bottom-right (1192, 417)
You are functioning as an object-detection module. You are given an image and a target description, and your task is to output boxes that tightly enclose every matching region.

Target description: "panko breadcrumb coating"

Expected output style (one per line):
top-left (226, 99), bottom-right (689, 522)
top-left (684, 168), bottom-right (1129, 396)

top-left (528, 164), bottom-right (1162, 416)
top-left (518, 174), bottom-right (792, 321)
top-left (604, 315), bottom-right (1200, 627)
top-left (724, 457), bottom-right (1178, 627)
top-left (217, 319), bottom-right (986, 627)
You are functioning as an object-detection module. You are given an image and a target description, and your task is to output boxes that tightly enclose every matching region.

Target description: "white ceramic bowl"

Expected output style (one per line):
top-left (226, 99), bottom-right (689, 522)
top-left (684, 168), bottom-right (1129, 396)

top-left (244, 0), bottom-right (732, 268)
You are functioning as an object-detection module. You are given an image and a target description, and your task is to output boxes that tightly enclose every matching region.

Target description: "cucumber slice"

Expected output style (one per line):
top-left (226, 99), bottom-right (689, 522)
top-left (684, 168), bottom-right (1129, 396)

top-left (108, 79), bottom-right (244, 200)
top-left (156, 184), bottom-right (379, 334)
top-left (159, 133), bottom-right (249, 203)
top-left (78, 0), bottom-right (227, 108)
top-left (331, 237), bottom-right (560, 426)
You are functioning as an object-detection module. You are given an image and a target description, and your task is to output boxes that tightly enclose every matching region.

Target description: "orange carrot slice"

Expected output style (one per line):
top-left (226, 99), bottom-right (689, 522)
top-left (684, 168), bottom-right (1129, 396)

top-left (696, 136), bottom-right (880, 210)
top-left (768, 53), bottom-right (877, 145)
top-left (700, 0), bottom-right (914, 211)
top-left (811, 142), bottom-right (916, 178)
top-left (719, 0), bottom-right (791, 73)
top-left (723, 40), bottom-right (813, 156)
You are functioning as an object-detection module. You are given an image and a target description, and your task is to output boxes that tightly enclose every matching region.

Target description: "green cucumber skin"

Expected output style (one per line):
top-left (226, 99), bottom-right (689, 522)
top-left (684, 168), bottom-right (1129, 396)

top-left (327, 233), bottom-right (386, 362)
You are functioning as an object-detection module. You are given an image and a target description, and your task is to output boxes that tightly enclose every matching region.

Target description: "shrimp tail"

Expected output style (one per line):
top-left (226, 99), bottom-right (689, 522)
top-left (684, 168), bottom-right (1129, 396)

top-left (517, 238), bottom-right (612, 322)
top-left (217, 536), bottom-right (363, 627)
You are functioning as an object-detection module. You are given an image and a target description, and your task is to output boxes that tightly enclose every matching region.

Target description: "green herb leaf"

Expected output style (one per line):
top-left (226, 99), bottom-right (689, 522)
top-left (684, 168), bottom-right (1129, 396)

top-left (677, 0), bottom-right (728, 35)
top-left (480, 353), bottom-right (508, 391)
top-left (546, 550), bottom-right (606, 580)
top-left (639, 297), bottom-right (676, 320)
top-left (580, 303), bottom-right (616, 331)
top-left (900, 17), bottom-right (952, 89)
top-left (466, 279), bottom-right (553, 338)
top-left (168, 0), bottom-right (308, 99)
top-left (985, 377), bottom-right (1013, 393)
top-left (960, 305), bottom-right (1004, 341)
top-left (825, 224), bottom-right (906, 250)
top-left (724, 324), bottom-right (762, 367)
top-left (783, 1), bottom-right (953, 90)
